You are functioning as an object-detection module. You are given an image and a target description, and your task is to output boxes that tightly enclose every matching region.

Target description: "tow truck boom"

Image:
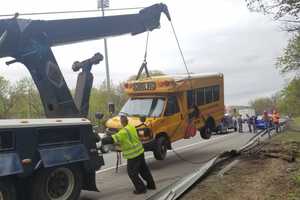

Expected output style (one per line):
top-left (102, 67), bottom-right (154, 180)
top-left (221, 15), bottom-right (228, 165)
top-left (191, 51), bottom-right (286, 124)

top-left (0, 3), bottom-right (171, 118)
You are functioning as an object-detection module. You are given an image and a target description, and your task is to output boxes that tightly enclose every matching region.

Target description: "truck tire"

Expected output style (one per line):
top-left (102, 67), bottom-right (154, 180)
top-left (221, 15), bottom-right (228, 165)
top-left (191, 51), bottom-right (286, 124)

top-left (153, 137), bottom-right (168, 160)
top-left (31, 166), bottom-right (82, 200)
top-left (199, 127), bottom-right (212, 139)
top-left (0, 179), bottom-right (16, 200)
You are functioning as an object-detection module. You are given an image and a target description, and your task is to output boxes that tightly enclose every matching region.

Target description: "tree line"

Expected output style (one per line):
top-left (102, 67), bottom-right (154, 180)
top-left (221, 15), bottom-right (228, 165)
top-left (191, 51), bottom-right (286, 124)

top-left (0, 76), bottom-right (127, 122)
top-left (0, 70), bottom-right (165, 123)
top-left (247, 0), bottom-right (300, 117)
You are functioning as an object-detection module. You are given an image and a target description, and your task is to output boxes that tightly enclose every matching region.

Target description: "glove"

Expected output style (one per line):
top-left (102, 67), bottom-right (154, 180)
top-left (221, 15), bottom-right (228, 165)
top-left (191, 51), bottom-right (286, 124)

top-left (101, 135), bottom-right (114, 145)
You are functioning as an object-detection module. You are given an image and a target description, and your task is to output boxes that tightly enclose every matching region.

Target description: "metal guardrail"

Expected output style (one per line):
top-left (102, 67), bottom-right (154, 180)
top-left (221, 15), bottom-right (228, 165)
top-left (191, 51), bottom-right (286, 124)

top-left (147, 155), bottom-right (219, 200)
top-left (147, 127), bottom-right (279, 200)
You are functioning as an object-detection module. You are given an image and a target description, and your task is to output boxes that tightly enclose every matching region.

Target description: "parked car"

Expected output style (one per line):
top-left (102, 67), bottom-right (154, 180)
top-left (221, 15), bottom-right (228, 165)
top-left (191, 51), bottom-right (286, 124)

top-left (255, 115), bottom-right (274, 130)
top-left (255, 115), bottom-right (266, 130)
top-left (217, 114), bottom-right (237, 134)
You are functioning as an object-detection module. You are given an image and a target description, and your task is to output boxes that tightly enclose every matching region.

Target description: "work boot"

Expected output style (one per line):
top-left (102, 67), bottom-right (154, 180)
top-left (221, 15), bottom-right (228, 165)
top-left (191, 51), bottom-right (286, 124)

top-left (133, 189), bottom-right (147, 195)
top-left (147, 184), bottom-right (156, 190)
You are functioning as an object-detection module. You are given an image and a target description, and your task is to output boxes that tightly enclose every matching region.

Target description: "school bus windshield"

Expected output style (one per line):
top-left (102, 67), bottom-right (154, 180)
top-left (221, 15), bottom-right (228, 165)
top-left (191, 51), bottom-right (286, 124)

top-left (119, 97), bottom-right (165, 117)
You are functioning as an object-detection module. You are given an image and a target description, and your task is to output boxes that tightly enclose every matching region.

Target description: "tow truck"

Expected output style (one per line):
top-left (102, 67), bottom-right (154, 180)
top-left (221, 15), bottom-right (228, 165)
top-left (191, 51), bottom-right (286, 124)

top-left (0, 4), bottom-right (171, 200)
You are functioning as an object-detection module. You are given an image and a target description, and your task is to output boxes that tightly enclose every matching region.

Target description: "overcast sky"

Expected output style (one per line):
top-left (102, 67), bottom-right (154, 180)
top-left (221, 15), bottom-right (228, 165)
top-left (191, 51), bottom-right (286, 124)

top-left (0, 0), bottom-right (290, 105)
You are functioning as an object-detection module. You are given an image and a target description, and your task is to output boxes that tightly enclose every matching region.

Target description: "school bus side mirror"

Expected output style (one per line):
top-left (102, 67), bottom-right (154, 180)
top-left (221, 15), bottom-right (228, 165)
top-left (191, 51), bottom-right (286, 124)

top-left (140, 116), bottom-right (146, 123)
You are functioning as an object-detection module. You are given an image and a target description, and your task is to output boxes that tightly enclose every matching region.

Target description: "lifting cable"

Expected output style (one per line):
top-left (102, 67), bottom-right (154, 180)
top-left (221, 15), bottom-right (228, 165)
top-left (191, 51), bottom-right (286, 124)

top-left (136, 31), bottom-right (150, 80)
top-left (168, 19), bottom-right (213, 165)
top-left (169, 20), bottom-right (193, 90)
top-left (169, 21), bottom-right (191, 78)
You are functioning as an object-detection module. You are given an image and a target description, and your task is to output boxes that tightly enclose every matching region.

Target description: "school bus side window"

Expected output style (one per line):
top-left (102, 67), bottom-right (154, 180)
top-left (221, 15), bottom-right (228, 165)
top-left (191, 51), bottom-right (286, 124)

top-left (165, 96), bottom-right (180, 116)
top-left (187, 90), bottom-right (195, 109)
top-left (212, 85), bottom-right (220, 101)
top-left (205, 87), bottom-right (213, 104)
top-left (196, 88), bottom-right (205, 106)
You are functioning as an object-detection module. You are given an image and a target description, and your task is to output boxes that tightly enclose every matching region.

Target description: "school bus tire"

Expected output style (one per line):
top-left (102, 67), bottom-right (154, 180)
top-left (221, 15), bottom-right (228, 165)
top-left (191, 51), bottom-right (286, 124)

top-left (0, 179), bottom-right (17, 200)
top-left (199, 127), bottom-right (212, 139)
top-left (153, 136), bottom-right (168, 160)
top-left (31, 165), bottom-right (82, 200)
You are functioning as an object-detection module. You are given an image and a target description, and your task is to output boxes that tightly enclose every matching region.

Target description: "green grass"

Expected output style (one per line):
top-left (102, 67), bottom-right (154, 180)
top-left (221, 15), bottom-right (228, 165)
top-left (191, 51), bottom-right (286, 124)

top-left (289, 171), bottom-right (300, 200)
top-left (273, 131), bottom-right (300, 142)
top-left (273, 116), bottom-right (300, 142)
top-left (292, 173), bottom-right (300, 186)
top-left (287, 192), bottom-right (300, 200)
top-left (295, 117), bottom-right (300, 126)
top-left (273, 118), bottom-right (300, 200)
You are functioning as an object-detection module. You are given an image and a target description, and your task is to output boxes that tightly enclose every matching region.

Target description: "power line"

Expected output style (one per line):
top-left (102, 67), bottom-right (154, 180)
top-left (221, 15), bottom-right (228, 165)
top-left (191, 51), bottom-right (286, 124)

top-left (0, 6), bottom-right (145, 18)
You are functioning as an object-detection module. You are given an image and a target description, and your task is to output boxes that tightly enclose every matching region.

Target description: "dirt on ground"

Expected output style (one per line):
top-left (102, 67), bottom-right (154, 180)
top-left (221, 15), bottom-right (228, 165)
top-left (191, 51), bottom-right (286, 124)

top-left (181, 128), bottom-right (300, 200)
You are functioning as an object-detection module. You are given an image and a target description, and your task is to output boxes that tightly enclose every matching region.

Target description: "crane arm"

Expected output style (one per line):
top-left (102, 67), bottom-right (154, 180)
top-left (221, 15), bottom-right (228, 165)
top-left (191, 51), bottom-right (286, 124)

top-left (0, 3), bottom-right (170, 58)
top-left (0, 3), bottom-right (171, 118)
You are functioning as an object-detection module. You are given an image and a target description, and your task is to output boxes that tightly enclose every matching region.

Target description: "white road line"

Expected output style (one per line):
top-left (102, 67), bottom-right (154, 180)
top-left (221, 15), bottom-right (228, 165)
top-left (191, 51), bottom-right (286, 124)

top-left (96, 133), bottom-right (237, 174)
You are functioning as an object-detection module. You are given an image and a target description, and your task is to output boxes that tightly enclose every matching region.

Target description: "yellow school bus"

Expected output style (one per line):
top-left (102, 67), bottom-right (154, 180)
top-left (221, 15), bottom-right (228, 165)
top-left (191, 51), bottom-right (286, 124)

top-left (105, 73), bottom-right (225, 160)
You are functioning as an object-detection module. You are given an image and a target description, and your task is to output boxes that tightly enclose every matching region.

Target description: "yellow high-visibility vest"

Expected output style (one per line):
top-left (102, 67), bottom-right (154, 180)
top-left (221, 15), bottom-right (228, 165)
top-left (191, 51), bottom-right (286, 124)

top-left (112, 124), bottom-right (144, 159)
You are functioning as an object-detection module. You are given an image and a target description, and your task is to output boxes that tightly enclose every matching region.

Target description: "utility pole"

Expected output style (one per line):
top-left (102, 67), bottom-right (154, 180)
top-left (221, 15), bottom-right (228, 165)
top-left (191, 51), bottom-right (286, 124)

top-left (98, 0), bottom-right (111, 91)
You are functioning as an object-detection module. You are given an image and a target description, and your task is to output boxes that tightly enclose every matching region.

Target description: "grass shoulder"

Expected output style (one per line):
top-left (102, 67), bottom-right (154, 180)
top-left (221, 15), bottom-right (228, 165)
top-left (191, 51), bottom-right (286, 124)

top-left (182, 121), bottom-right (300, 200)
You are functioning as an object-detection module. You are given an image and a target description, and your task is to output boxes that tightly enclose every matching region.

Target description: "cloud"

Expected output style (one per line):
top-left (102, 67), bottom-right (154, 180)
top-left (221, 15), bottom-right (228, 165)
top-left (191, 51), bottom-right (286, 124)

top-left (0, 0), bottom-right (290, 106)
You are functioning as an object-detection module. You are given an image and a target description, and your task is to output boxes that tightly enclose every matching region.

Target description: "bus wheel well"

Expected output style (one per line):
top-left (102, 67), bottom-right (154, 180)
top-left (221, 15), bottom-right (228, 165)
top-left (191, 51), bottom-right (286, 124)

top-left (155, 132), bottom-right (171, 150)
top-left (205, 116), bottom-right (216, 130)
top-left (199, 116), bottom-right (216, 140)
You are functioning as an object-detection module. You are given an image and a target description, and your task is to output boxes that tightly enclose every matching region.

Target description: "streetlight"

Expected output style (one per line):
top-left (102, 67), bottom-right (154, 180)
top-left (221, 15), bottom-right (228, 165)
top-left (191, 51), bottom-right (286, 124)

top-left (98, 0), bottom-right (111, 91)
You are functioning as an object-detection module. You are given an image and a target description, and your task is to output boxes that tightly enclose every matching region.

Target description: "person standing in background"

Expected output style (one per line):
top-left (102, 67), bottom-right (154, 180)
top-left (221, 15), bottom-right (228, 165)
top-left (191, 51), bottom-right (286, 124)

top-left (246, 114), bottom-right (252, 133)
top-left (272, 110), bottom-right (280, 133)
top-left (252, 115), bottom-right (257, 133)
top-left (263, 111), bottom-right (271, 138)
top-left (238, 114), bottom-right (243, 133)
top-left (232, 108), bottom-right (239, 132)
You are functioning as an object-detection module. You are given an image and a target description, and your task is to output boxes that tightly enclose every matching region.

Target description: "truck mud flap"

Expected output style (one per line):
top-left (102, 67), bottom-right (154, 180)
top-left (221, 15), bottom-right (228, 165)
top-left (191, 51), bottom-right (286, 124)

top-left (0, 153), bottom-right (23, 176)
top-left (39, 144), bottom-right (89, 168)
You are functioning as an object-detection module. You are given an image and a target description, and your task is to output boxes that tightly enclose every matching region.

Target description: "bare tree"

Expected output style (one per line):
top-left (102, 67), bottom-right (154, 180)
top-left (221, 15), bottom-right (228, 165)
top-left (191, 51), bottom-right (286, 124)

top-left (246, 0), bottom-right (300, 31)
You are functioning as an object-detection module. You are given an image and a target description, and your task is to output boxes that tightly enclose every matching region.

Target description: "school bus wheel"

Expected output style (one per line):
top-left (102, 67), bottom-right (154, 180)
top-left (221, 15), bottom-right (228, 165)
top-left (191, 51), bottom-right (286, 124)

top-left (153, 136), bottom-right (168, 160)
top-left (0, 178), bottom-right (17, 200)
top-left (200, 116), bottom-right (216, 139)
top-left (199, 127), bottom-right (212, 139)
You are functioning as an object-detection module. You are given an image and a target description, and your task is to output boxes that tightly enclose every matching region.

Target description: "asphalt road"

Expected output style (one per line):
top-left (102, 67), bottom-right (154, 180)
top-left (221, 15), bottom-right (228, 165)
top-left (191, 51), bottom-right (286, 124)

top-left (80, 131), bottom-right (253, 200)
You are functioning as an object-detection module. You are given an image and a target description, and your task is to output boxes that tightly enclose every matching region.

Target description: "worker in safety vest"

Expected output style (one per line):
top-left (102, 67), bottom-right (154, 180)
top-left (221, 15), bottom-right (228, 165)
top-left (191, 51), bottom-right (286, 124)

top-left (102, 115), bottom-right (156, 194)
top-left (272, 110), bottom-right (280, 133)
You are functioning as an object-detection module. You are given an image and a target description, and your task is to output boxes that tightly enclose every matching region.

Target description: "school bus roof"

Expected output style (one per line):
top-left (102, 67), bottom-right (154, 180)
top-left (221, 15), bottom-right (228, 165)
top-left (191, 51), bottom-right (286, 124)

top-left (145, 73), bottom-right (223, 82)
top-left (124, 72), bottom-right (223, 95)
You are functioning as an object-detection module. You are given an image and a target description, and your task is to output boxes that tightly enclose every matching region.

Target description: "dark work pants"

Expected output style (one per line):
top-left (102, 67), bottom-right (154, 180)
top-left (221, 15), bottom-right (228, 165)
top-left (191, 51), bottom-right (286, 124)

top-left (127, 153), bottom-right (155, 192)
